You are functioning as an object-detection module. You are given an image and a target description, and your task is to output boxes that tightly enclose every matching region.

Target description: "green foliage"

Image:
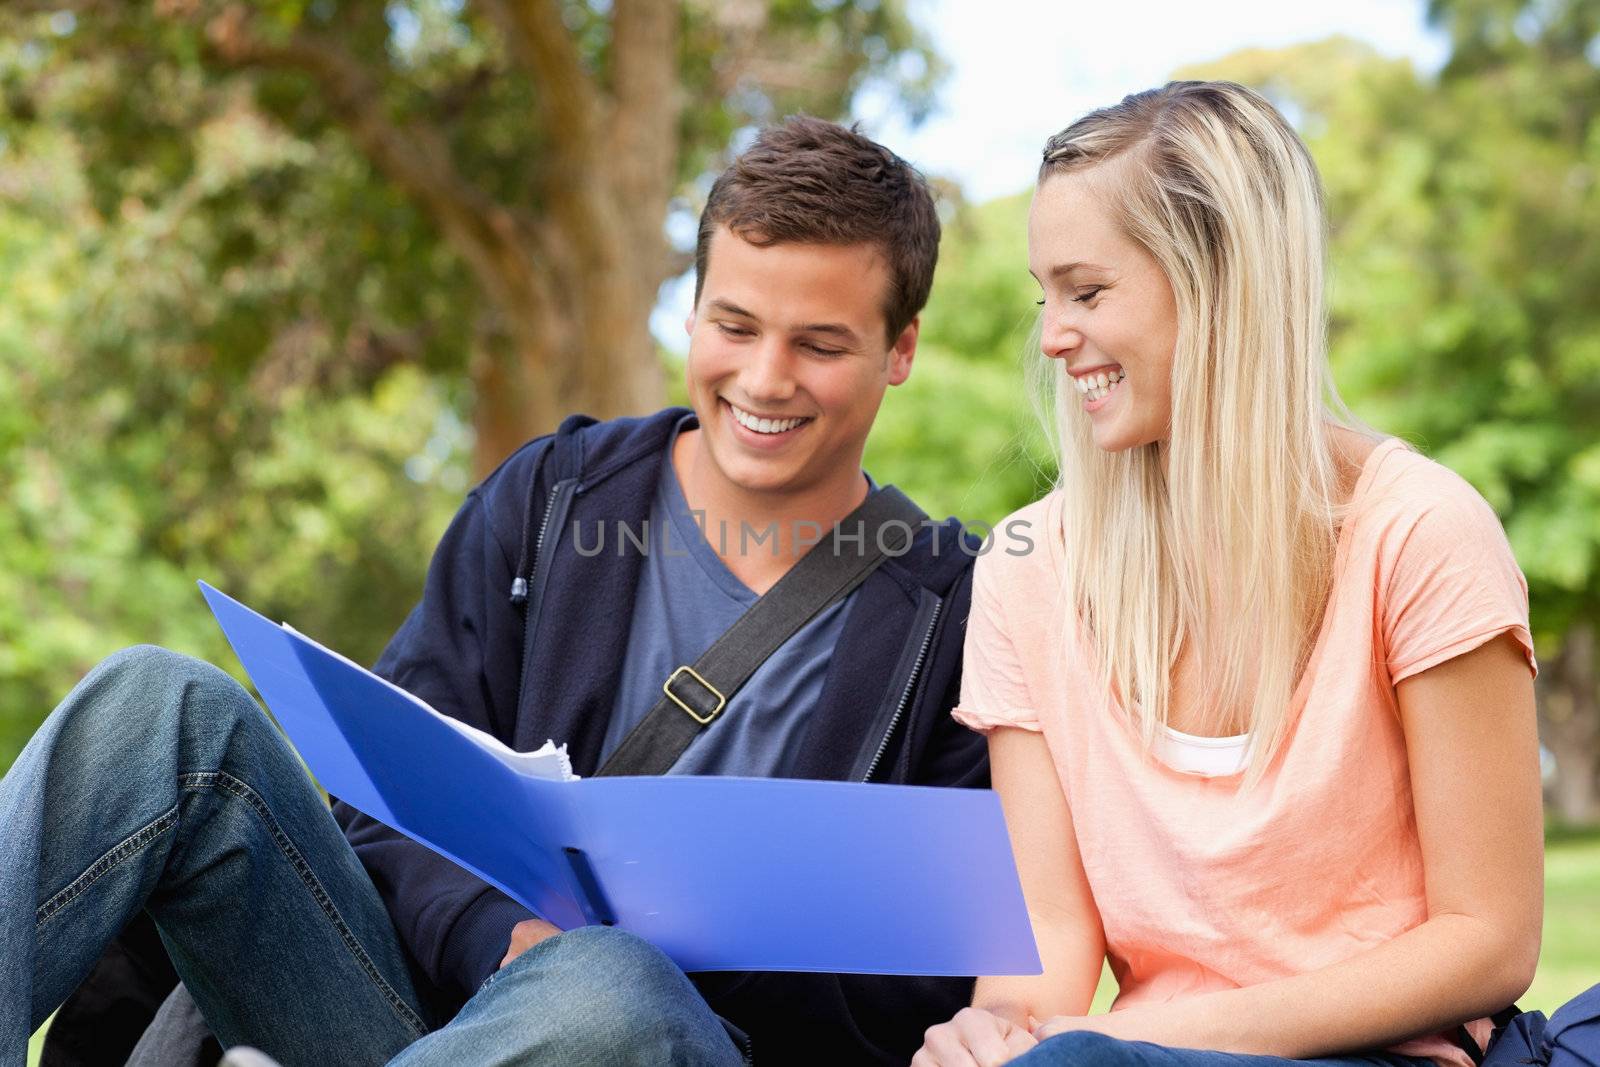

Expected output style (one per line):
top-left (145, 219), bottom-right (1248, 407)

top-left (0, 155), bottom-right (467, 765)
top-left (920, 192), bottom-right (1039, 364)
top-left (676, 0), bottom-right (946, 177)
top-left (866, 344), bottom-right (1054, 528)
top-left (868, 191), bottom-right (1057, 527)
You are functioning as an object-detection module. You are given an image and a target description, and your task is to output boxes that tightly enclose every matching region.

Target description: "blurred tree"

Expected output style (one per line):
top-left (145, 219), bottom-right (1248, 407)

top-left (867, 190), bottom-right (1056, 527)
top-left (1184, 0), bottom-right (1600, 823)
top-left (0, 0), bottom-right (942, 473)
top-left (1422, 0), bottom-right (1600, 828)
top-left (0, 50), bottom-right (477, 767)
top-left (0, 160), bottom-right (472, 767)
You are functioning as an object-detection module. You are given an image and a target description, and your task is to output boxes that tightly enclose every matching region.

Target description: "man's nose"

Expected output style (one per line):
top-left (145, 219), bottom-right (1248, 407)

top-left (738, 339), bottom-right (798, 403)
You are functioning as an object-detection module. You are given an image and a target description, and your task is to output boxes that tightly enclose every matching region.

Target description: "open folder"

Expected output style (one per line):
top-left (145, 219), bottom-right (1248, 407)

top-left (199, 581), bottom-right (1041, 977)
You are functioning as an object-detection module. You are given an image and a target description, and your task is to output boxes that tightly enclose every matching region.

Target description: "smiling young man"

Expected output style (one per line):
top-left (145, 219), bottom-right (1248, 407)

top-left (7, 117), bottom-right (986, 1067)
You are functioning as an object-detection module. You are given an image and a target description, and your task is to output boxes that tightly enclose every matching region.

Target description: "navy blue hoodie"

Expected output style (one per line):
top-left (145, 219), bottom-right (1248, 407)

top-left (333, 409), bottom-right (988, 1064)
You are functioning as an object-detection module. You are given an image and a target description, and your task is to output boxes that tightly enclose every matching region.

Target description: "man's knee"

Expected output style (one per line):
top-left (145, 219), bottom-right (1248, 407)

top-left (521, 924), bottom-right (695, 1018)
top-left (95, 644), bottom-right (232, 693)
top-left (67, 645), bottom-right (263, 754)
top-left (490, 926), bottom-right (717, 1058)
top-left (546, 924), bottom-right (681, 978)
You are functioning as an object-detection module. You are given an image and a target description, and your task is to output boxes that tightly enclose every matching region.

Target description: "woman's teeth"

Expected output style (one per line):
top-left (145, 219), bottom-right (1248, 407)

top-left (1076, 368), bottom-right (1125, 402)
top-left (730, 403), bottom-right (809, 434)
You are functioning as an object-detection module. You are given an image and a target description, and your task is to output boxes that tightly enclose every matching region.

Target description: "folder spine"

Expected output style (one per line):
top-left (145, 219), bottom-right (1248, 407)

top-left (562, 847), bottom-right (617, 928)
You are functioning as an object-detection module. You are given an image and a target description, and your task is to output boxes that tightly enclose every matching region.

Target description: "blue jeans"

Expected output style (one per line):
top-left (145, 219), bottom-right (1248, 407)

top-left (1013, 1032), bottom-right (1433, 1067)
top-left (1, 646), bottom-right (746, 1067)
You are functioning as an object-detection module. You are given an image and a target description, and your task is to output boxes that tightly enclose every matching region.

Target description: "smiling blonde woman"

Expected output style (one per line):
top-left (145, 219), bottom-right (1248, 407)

top-left (915, 81), bottom-right (1542, 1067)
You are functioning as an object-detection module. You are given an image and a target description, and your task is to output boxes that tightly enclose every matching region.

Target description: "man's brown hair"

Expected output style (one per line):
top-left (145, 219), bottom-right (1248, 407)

top-left (693, 115), bottom-right (941, 345)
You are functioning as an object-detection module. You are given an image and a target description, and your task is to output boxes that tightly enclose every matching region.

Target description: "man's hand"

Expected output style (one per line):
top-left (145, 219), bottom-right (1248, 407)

top-left (498, 917), bottom-right (563, 970)
top-left (912, 1006), bottom-right (1037, 1067)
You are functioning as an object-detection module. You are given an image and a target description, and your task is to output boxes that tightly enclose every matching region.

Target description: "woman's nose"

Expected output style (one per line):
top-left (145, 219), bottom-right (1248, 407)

top-left (1040, 313), bottom-right (1084, 361)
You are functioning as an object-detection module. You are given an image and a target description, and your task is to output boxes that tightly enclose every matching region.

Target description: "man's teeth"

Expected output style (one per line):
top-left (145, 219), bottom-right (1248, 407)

top-left (1076, 368), bottom-right (1125, 402)
top-left (730, 404), bottom-right (809, 434)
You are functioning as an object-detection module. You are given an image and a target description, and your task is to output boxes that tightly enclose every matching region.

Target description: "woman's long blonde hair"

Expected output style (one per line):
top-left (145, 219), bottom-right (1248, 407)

top-left (1036, 81), bottom-right (1373, 781)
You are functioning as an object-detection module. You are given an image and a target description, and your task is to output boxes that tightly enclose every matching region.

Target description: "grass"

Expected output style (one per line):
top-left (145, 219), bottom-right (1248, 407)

top-left (26, 836), bottom-right (1600, 1065)
top-left (1524, 828), bottom-right (1600, 1013)
top-left (27, 1017), bottom-right (48, 1066)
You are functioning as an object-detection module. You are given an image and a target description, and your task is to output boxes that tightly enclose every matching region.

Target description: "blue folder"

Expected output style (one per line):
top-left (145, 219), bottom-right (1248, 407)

top-left (199, 581), bottom-right (1041, 976)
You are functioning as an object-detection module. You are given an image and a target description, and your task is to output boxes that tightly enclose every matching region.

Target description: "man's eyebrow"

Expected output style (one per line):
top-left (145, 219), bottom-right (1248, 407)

top-left (708, 299), bottom-right (860, 344)
top-left (707, 298), bottom-right (756, 318)
top-left (795, 322), bottom-right (860, 343)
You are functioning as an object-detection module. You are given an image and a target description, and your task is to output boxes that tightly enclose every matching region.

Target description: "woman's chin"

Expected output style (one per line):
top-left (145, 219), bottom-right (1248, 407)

top-left (1090, 423), bottom-right (1159, 455)
top-left (1089, 424), bottom-right (1132, 453)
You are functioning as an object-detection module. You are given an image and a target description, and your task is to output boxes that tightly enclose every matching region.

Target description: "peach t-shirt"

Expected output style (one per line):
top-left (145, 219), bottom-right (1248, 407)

top-left (954, 439), bottom-right (1537, 1067)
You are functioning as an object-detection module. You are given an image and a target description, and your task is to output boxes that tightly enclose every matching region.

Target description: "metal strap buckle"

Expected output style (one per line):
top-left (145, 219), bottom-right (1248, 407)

top-left (662, 665), bottom-right (726, 725)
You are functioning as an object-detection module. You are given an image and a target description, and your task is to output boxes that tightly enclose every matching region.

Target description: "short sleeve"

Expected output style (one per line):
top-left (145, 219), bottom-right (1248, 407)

top-left (952, 550), bottom-right (1043, 733)
top-left (1381, 474), bottom-right (1537, 685)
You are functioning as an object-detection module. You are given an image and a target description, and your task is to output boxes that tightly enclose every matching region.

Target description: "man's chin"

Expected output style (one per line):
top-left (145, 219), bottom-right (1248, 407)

top-left (704, 430), bottom-right (808, 493)
top-left (721, 463), bottom-right (806, 498)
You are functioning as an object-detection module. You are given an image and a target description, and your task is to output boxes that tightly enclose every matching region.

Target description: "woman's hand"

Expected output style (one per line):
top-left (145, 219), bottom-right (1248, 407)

top-left (912, 1007), bottom-right (1039, 1067)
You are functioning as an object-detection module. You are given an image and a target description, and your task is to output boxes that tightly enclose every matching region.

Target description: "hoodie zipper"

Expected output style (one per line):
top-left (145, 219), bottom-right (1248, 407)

top-left (860, 596), bottom-right (943, 783)
top-left (515, 478), bottom-right (578, 708)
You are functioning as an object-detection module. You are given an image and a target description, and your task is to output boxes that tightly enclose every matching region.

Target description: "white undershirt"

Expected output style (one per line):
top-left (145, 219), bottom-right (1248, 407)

top-left (1153, 724), bottom-right (1252, 777)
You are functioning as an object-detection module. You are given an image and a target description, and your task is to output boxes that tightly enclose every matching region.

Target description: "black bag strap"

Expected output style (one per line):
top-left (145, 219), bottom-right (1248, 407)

top-left (596, 485), bottom-right (928, 777)
top-left (1450, 1004), bottom-right (1525, 1066)
top-left (1452, 1024), bottom-right (1486, 1067)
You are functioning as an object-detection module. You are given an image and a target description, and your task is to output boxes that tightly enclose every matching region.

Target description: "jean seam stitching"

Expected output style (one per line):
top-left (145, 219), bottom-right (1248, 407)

top-left (35, 806), bottom-right (180, 927)
top-left (176, 770), bottom-right (429, 1039)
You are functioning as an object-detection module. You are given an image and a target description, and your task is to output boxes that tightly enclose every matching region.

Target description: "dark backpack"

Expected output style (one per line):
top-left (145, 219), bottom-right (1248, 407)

top-left (1478, 984), bottom-right (1600, 1067)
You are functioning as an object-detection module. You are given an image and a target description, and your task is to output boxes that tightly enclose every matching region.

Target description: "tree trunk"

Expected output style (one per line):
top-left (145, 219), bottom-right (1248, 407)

top-left (469, 297), bottom-right (665, 476)
top-left (470, 333), bottom-right (543, 479)
top-left (467, 198), bottom-right (669, 476)
top-left (1541, 619), bottom-right (1600, 827)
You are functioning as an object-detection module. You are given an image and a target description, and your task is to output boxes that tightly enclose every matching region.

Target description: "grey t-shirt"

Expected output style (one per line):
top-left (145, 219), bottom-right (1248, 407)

top-left (597, 419), bottom-right (862, 776)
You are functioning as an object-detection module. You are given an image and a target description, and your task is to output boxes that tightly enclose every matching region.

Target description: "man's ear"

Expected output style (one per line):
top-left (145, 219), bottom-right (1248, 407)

top-left (887, 316), bottom-right (919, 387)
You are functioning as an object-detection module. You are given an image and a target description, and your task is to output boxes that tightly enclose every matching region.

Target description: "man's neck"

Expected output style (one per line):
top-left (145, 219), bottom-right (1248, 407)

top-left (670, 428), bottom-right (870, 596)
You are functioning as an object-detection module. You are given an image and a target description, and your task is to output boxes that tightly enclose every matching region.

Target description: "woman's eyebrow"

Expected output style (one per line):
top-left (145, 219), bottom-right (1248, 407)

top-left (1027, 262), bottom-right (1112, 284)
top-left (1047, 261), bottom-right (1112, 280)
